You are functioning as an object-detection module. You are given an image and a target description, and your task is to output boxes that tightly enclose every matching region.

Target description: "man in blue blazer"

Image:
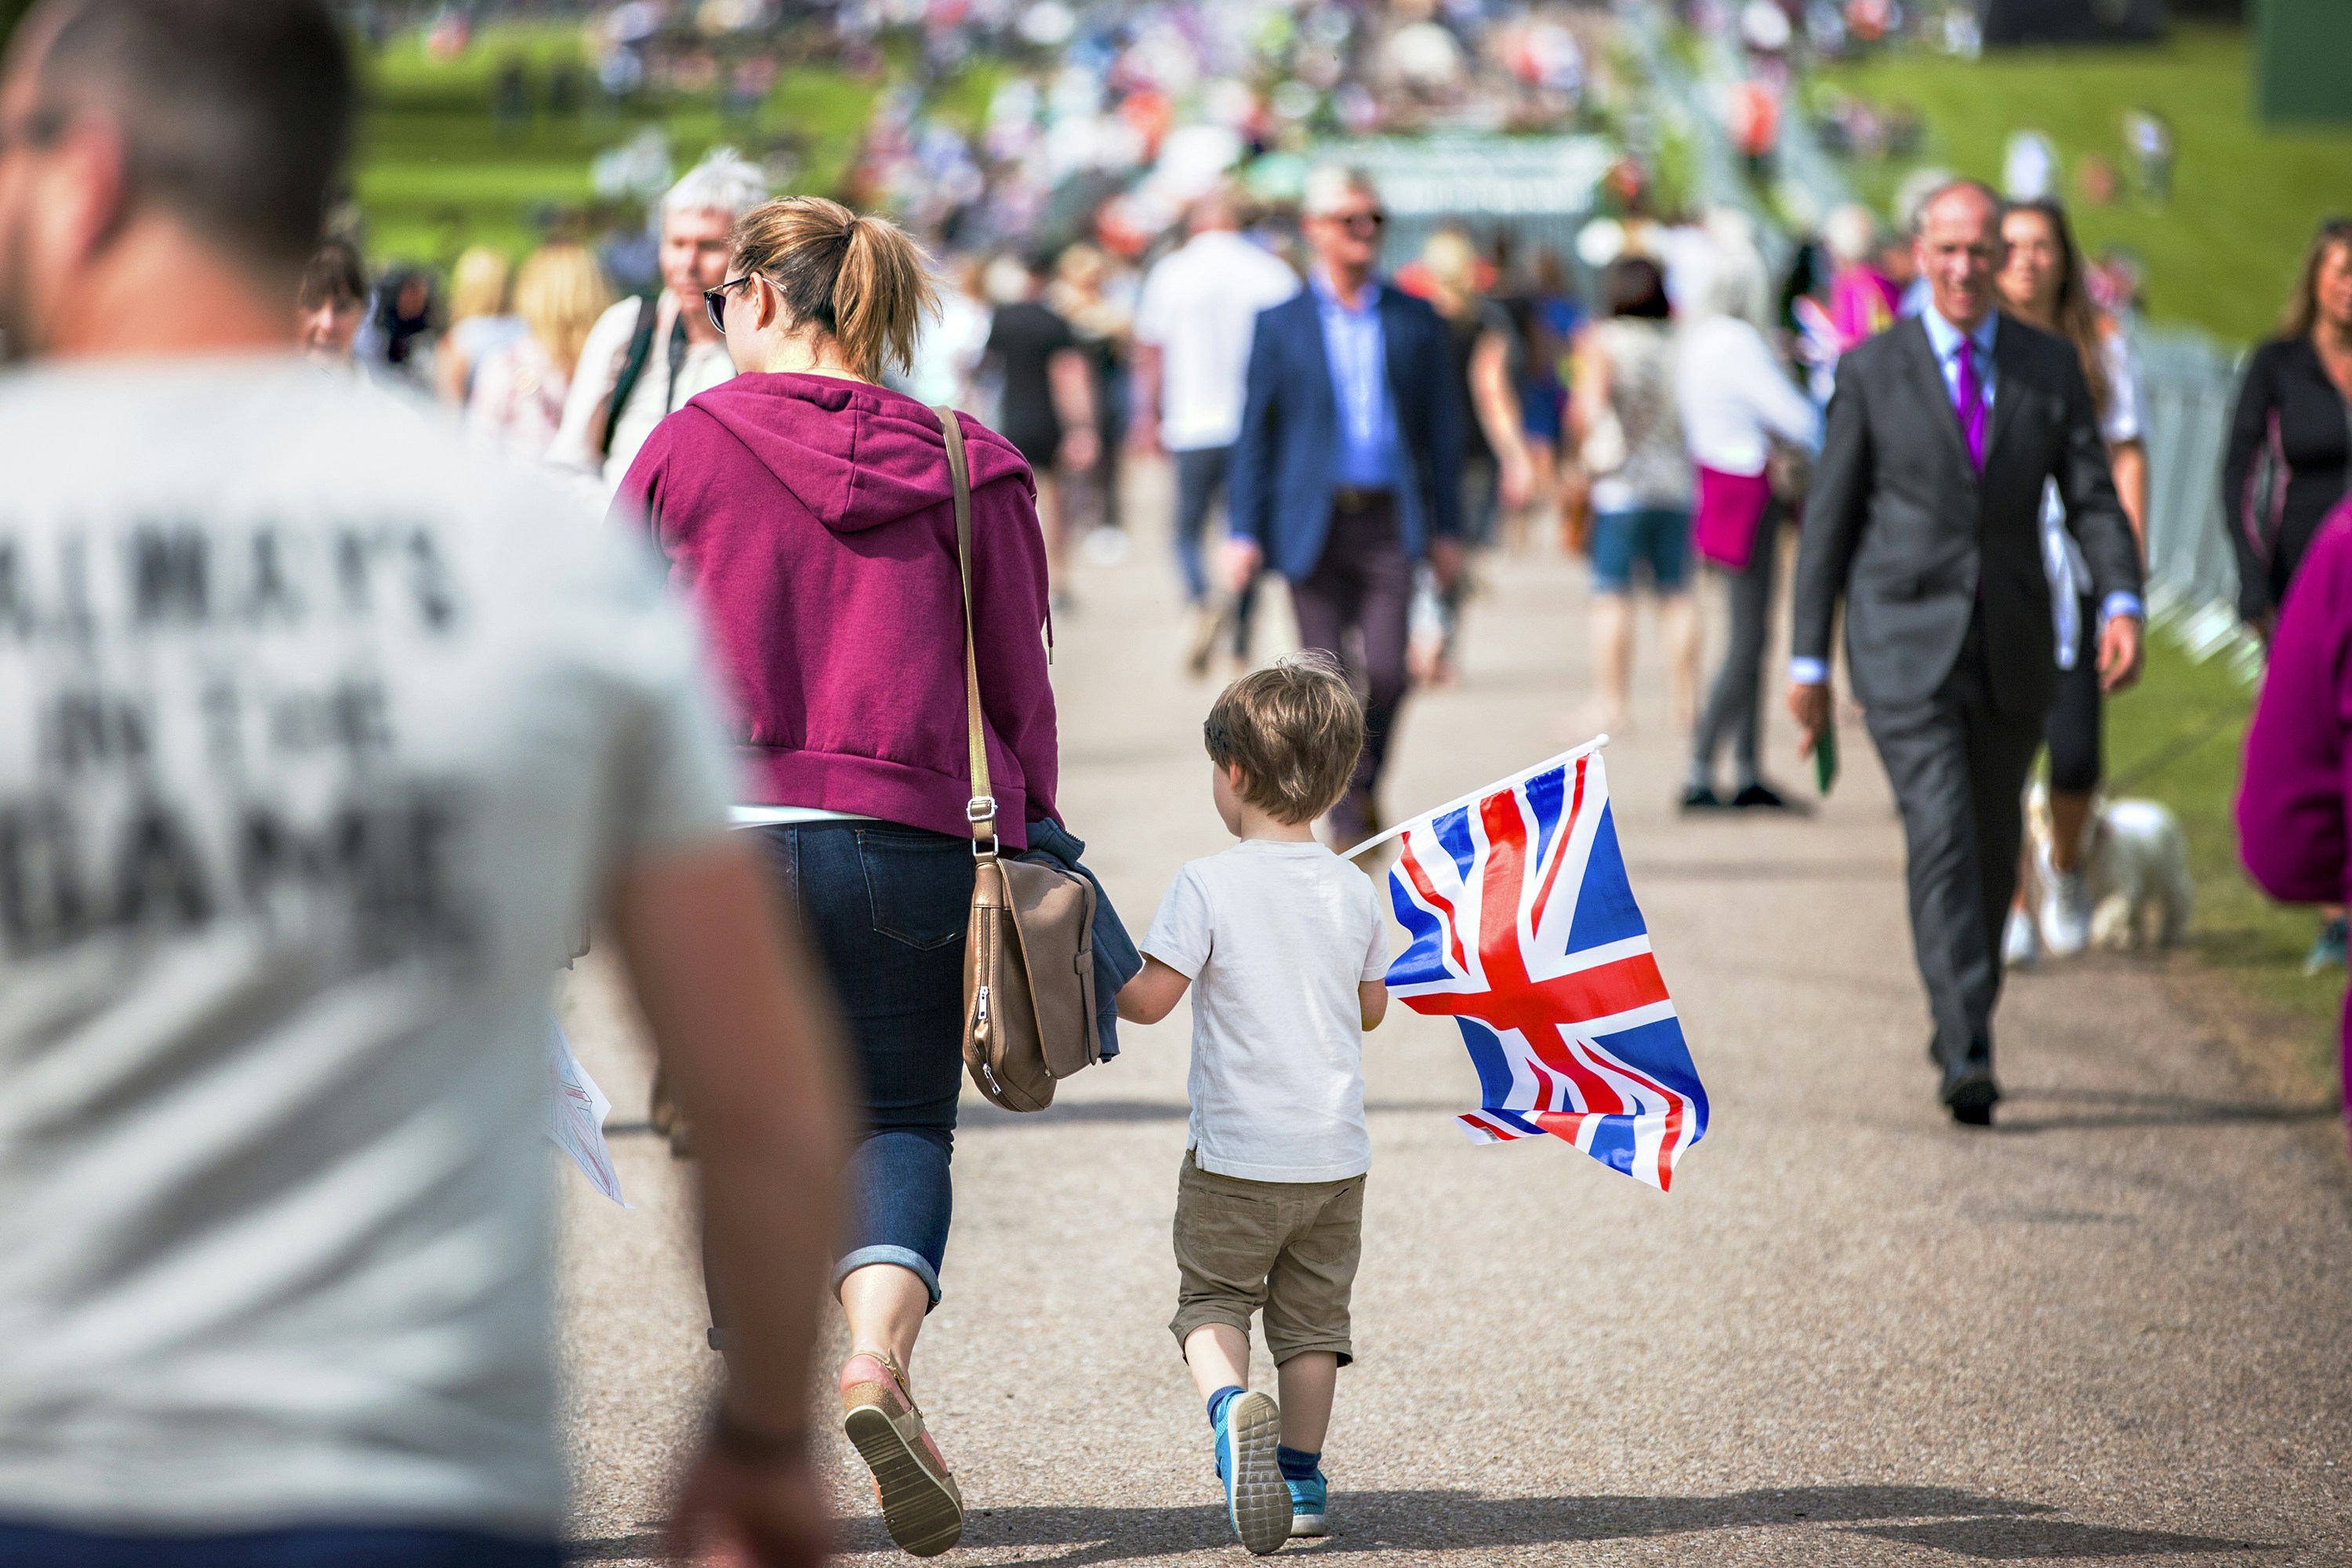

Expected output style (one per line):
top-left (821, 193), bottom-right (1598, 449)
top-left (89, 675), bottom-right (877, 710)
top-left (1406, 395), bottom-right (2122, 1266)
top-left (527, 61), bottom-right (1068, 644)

top-left (1228, 165), bottom-right (1465, 844)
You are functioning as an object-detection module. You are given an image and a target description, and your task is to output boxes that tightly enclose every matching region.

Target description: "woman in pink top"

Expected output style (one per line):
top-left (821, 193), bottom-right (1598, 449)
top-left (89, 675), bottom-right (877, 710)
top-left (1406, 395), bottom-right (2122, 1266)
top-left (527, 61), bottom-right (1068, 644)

top-left (616, 198), bottom-right (1056, 1558)
top-left (2237, 499), bottom-right (2352, 1148)
top-left (1823, 202), bottom-right (1901, 352)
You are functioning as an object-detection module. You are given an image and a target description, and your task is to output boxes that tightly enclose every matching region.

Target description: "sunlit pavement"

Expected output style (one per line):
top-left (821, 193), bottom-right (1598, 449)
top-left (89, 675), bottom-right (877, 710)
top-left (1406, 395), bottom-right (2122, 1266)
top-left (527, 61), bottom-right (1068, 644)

top-left (555, 457), bottom-right (2352, 1565)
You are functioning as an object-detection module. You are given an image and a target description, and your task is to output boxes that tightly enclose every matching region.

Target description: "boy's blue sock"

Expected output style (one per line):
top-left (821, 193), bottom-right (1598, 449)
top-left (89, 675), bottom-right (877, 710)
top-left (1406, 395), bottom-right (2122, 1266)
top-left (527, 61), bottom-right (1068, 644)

top-left (1277, 1445), bottom-right (1322, 1481)
top-left (1205, 1385), bottom-right (1246, 1429)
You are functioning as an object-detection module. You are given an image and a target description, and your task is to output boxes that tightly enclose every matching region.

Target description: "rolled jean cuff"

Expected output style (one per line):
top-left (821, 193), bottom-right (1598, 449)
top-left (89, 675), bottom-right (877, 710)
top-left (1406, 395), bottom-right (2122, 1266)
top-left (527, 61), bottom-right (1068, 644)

top-left (834, 1245), bottom-right (942, 1309)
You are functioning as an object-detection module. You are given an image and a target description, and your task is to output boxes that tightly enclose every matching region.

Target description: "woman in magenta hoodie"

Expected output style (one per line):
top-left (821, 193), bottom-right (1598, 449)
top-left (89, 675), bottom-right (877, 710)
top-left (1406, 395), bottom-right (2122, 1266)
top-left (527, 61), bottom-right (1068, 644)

top-left (617, 198), bottom-right (1052, 1555)
top-left (2238, 497), bottom-right (2352, 1149)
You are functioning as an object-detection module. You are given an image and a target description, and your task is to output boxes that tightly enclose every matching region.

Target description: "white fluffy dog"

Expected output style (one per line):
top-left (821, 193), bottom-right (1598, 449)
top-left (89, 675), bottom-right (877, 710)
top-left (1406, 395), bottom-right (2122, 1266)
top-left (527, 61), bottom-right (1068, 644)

top-left (2024, 782), bottom-right (2194, 952)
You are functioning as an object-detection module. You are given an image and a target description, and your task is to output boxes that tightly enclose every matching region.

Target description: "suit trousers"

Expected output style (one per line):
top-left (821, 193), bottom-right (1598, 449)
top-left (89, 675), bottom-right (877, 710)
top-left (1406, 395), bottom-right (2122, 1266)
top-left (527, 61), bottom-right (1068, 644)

top-left (1862, 619), bottom-right (2045, 1095)
top-left (1289, 495), bottom-right (1412, 840)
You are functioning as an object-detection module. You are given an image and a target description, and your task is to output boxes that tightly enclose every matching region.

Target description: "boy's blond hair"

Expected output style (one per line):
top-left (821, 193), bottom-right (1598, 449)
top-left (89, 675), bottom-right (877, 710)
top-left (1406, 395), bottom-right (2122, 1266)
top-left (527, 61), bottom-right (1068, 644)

top-left (1202, 652), bottom-right (1366, 826)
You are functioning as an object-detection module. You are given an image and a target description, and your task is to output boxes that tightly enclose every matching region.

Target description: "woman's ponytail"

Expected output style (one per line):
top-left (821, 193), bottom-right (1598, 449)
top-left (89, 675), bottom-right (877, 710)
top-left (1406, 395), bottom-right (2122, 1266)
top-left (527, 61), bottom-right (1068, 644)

top-left (731, 197), bottom-right (936, 383)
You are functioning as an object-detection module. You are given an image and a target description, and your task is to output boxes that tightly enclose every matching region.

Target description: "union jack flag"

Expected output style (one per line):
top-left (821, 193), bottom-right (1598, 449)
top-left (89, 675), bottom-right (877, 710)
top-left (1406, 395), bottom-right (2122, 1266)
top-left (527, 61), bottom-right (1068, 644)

top-left (1376, 746), bottom-right (1708, 1192)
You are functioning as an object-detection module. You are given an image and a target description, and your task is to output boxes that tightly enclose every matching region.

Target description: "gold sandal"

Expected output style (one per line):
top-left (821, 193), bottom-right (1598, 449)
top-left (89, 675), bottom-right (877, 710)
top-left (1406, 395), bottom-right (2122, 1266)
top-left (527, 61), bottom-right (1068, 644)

top-left (840, 1348), bottom-right (964, 1556)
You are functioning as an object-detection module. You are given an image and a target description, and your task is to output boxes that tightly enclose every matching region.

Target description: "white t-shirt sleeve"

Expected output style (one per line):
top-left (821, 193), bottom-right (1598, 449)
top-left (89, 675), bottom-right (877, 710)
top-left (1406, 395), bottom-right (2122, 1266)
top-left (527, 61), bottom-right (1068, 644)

top-left (2099, 330), bottom-right (2143, 446)
top-left (1360, 879), bottom-right (1391, 983)
top-left (1142, 863), bottom-right (1214, 979)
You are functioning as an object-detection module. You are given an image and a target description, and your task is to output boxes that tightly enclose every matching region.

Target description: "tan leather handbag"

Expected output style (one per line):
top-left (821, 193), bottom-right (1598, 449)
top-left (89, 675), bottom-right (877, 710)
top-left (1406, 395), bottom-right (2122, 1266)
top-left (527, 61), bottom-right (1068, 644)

top-left (938, 408), bottom-right (1100, 1112)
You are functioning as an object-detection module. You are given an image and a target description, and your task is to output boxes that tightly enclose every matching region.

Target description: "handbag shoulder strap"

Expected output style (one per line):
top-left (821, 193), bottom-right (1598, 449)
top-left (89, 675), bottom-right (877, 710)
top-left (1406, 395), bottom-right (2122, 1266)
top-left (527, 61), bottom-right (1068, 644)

top-left (936, 406), bottom-right (996, 850)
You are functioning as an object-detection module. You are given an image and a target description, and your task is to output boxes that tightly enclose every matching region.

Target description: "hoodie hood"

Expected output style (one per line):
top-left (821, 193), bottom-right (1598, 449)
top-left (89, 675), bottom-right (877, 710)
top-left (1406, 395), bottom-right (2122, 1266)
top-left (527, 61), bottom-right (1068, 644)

top-left (684, 372), bottom-right (1034, 534)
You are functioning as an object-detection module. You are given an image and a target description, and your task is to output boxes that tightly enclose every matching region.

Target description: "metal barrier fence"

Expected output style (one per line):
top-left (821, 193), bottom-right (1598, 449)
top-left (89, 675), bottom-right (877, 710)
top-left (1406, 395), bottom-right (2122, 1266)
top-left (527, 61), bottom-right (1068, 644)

top-left (2136, 330), bottom-right (2256, 675)
top-left (2139, 331), bottom-right (2234, 611)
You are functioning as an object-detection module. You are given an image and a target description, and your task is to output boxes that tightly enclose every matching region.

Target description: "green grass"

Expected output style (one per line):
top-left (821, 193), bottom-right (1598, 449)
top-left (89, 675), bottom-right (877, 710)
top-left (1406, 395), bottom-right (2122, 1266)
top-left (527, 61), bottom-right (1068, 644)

top-left (1817, 24), bottom-right (2352, 344)
top-left (354, 21), bottom-right (884, 269)
top-left (2103, 631), bottom-right (2343, 1087)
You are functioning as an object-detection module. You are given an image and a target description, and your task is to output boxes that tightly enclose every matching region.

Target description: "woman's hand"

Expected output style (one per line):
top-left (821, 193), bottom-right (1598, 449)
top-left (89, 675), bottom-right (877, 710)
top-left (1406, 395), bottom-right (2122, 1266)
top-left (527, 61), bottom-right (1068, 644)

top-left (2097, 615), bottom-right (2144, 694)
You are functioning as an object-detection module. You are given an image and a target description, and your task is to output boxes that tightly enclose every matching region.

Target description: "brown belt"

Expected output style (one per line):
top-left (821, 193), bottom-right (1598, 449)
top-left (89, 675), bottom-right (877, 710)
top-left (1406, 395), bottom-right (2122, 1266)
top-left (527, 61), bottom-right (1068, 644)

top-left (1331, 486), bottom-right (1392, 514)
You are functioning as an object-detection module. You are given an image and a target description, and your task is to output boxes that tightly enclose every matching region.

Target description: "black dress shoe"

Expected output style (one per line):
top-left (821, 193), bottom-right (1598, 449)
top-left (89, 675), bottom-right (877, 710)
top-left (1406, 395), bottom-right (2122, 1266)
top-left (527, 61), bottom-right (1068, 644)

top-left (1731, 780), bottom-right (1806, 811)
top-left (1944, 1072), bottom-right (2000, 1127)
top-left (1679, 784), bottom-right (1726, 811)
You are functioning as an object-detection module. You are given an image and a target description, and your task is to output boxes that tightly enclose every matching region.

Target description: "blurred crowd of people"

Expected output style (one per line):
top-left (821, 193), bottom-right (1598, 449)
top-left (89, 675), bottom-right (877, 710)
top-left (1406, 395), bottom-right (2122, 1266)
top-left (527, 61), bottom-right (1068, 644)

top-left (306, 0), bottom-right (2352, 1141)
top-left (8, 5), bottom-right (2351, 1567)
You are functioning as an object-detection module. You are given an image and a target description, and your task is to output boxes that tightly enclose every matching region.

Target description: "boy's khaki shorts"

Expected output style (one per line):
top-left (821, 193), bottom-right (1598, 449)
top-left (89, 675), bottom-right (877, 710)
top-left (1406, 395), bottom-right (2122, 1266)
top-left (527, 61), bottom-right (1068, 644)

top-left (1169, 1149), bottom-right (1364, 1367)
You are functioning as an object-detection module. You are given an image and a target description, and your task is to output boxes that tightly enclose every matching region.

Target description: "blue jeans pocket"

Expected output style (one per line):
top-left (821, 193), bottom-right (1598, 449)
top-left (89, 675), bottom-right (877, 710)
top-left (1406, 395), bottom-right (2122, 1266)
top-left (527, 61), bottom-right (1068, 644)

top-left (858, 829), bottom-right (971, 950)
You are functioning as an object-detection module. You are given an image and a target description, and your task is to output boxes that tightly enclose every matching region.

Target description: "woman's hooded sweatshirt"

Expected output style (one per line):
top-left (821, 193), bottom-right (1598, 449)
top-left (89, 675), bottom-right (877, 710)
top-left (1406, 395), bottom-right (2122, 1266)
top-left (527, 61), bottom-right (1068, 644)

top-left (616, 372), bottom-right (1058, 848)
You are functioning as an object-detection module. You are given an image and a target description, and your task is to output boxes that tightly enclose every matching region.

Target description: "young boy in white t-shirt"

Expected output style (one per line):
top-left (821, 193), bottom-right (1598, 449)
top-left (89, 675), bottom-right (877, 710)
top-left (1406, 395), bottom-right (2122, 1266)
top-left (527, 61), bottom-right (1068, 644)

top-left (1119, 652), bottom-right (1390, 1555)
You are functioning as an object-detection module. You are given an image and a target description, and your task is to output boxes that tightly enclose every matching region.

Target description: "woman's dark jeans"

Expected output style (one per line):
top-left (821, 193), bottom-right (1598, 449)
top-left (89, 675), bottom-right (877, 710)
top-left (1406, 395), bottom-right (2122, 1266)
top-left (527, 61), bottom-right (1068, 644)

top-left (754, 822), bottom-right (972, 1307)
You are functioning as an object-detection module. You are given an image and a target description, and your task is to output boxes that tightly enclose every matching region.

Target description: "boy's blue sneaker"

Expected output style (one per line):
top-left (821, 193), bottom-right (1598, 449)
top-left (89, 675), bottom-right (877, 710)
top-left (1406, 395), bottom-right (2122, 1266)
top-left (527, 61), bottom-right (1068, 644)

top-left (1287, 1472), bottom-right (1328, 1538)
top-left (1212, 1390), bottom-right (1290, 1555)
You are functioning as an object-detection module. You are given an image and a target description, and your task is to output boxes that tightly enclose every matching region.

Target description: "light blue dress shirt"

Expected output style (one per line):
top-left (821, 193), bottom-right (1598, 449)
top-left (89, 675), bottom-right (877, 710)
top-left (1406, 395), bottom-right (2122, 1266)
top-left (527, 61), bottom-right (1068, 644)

top-left (1919, 306), bottom-right (1999, 416)
top-left (1311, 270), bottom-right (1399, 488)
top-left (1791, 307), bottom-right (2140, 688)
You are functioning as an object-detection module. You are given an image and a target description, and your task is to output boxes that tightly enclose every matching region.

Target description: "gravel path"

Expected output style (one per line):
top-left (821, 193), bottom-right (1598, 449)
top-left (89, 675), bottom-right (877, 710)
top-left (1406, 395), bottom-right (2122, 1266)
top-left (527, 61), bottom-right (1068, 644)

top-left (554, 479), bottom-right (2352, 1566)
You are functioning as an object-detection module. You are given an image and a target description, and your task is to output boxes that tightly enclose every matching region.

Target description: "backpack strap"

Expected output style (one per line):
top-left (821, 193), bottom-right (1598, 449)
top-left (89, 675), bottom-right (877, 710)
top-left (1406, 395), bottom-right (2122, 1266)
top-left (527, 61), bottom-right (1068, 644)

top-left (599, 295), bottom-right (664, 459)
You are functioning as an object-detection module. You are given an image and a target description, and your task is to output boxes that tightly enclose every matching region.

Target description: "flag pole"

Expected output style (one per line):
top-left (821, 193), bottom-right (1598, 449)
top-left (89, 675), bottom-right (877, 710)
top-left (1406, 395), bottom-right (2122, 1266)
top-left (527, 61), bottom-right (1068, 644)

top-left (1340, 735), bottom-right (1610, 860)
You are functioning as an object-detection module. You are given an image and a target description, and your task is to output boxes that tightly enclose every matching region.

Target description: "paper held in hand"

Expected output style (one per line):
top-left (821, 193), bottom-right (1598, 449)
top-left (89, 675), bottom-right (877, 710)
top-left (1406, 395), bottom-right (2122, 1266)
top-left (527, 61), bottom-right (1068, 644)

top-left (546, 1018), bottom-right (630, 1207)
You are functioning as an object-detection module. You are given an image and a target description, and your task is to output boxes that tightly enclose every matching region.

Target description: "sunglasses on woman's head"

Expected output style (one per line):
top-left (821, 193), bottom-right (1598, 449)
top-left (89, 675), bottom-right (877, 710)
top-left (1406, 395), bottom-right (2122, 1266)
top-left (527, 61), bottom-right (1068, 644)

top-left (704, 274), bottom-right (758, 335)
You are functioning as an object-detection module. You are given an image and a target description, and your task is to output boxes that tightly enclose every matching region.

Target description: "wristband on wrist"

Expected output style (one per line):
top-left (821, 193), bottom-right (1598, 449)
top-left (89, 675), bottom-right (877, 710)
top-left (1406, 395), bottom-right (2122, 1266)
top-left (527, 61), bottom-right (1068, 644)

top-left (713, 1406), bottom-right (810, 1465)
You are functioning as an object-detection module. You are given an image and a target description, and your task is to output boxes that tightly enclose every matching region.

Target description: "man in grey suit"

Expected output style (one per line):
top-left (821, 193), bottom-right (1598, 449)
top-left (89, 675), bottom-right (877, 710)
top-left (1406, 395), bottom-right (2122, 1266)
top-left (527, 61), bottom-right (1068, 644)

top-left (1788, 180), bottom-right (2143, 1126)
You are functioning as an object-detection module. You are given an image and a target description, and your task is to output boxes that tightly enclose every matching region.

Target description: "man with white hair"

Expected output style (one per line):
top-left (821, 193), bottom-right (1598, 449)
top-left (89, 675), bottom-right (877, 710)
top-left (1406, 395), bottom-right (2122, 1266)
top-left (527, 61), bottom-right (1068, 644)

top-left (553, 147), bottom-right (767, 488)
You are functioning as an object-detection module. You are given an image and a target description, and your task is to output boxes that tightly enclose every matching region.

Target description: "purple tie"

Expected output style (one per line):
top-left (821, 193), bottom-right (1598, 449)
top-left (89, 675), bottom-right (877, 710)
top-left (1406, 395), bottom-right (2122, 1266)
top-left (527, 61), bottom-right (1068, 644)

top-left (1953, 337), bottom-right (1987, 472)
